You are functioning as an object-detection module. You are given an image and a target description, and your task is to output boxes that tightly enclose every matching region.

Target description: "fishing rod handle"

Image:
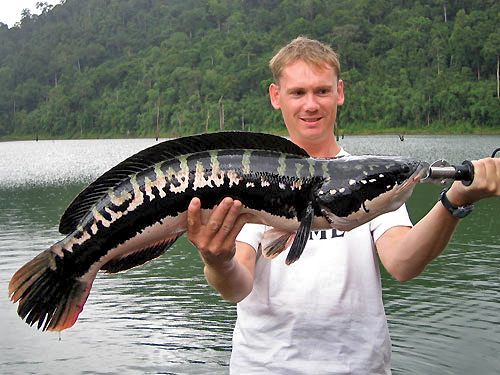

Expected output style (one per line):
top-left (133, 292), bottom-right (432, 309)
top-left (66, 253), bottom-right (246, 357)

top-left (423, 145), bottom-right (499, 186)
top-left (454, 160), bottom-right (474, 186)
top-left (427, 160), bottom-right (474, 186)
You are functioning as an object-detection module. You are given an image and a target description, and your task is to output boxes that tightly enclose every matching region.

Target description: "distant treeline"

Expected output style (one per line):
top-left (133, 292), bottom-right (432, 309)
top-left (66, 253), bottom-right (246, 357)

top-left (0, 0), bottom-right (499, 139)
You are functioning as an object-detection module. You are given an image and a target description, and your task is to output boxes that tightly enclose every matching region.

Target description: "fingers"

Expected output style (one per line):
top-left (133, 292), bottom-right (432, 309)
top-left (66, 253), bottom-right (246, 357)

top-left (480, 157), bottom-right (500, 195)
top-left (187, 197), bottom-right (247, 266)
top-left (470, 158), bottom-right (500, 195)
top-left (215, 202), bottom-right (248, 252)
top-left (207, 197), bottom-right (238, 235)
top-left (449, 157), bottom-right (500, 204)
top-left (209, 198), bottom-right (245, 253)
top-left (187, 197), bottom-right (202, 236)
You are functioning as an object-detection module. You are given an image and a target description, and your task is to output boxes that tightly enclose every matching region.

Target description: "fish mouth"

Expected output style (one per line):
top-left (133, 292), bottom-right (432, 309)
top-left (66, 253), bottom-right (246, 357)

top-left (318, 159), bottom-right (430, 231)
top-left (408, 160), bottom-right (429, 183)
top-left (395, 160), bottom-right (429, 192)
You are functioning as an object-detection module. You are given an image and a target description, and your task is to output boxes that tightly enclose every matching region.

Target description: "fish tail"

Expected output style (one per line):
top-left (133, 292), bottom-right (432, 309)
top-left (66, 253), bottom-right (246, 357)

top-left (9, 249), bottom-right (92, 331)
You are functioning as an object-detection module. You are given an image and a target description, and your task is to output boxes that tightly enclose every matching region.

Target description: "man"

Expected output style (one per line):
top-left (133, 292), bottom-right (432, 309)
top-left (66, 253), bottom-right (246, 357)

top-left (187, 36), bottom-right (500, 374)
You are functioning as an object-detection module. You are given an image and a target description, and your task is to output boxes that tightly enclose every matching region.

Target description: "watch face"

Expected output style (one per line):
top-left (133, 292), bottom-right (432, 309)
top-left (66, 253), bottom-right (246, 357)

top-left (440, 188), bottom-right (473, 218)
top-left (455, 205), bottom-right (473, 218)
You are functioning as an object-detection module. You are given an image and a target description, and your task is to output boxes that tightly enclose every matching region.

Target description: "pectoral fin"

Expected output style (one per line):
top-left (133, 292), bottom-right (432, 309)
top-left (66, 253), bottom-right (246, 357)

top-left (285, 204), bottom-right (314, 265)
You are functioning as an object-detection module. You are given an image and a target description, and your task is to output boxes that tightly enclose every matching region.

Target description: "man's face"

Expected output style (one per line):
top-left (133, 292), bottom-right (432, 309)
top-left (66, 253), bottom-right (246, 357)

top-left (269, 60), bottom-right (344, 146)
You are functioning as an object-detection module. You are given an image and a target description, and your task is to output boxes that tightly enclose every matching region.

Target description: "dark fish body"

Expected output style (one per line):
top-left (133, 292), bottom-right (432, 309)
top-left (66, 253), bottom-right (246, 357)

top-left (9, 132), bottom-right (427, 331)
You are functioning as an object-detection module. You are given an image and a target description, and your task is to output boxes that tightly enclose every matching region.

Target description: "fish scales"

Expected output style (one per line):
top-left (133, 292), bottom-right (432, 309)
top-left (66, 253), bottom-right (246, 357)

top-left (8, 131), bottom-right (428, 332)
top-left (184, 149), bottom-right (316, 219)
top-left (57, 149), bottom-right (313, 276)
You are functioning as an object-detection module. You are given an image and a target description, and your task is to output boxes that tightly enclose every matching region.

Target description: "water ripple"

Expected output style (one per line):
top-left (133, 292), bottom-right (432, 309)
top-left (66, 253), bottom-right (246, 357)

top-left (0, 139), bottom-right (164, 188)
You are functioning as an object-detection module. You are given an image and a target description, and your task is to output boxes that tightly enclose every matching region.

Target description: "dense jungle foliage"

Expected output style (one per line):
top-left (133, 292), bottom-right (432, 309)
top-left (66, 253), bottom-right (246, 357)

top-left (0, 0), bottom-right (499, 139)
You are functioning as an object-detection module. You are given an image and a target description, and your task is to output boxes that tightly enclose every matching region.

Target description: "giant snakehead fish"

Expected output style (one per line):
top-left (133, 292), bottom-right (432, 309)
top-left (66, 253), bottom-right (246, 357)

top-left (9, 131), bottom-right (427, 331)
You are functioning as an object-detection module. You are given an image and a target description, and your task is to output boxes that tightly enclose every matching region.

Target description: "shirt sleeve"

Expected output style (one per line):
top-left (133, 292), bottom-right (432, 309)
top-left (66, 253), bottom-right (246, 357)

top-left (370, 204), bottom-right (413, 242)
top-left (236, 223), bottom-right (267, 252)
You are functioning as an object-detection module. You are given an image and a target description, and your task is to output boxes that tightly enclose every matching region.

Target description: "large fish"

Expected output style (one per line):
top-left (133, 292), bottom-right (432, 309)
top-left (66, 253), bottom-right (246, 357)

top-left (9, 131), bottom-right (427, 331)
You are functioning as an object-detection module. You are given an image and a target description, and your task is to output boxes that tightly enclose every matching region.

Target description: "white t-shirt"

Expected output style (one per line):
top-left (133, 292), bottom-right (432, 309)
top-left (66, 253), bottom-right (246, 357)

top-left (231, 204), bottom-right (413, 375)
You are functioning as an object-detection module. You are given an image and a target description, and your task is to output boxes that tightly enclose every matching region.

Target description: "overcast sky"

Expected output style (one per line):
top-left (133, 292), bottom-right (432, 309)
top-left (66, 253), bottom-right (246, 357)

top-left (1, 0), bottom-right (59, 27)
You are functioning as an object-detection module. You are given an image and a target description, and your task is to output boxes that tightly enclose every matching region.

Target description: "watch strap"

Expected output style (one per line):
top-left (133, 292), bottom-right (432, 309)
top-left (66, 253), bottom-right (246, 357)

top-left (439, 187), bottom-right (474, 219)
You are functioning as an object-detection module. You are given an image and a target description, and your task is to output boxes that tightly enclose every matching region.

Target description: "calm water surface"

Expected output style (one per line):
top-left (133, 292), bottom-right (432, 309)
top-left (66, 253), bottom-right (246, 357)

top-left (0, 135), bottom-right (499, 375)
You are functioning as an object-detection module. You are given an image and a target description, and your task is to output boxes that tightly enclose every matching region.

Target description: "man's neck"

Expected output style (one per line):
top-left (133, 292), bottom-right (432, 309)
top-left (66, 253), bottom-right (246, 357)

top-left (291, 137), bottom-right (341, 158)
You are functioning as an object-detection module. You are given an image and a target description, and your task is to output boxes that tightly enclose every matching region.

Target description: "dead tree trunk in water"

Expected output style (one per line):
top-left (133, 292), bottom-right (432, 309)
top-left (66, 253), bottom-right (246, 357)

top-left (205, 109), bottom-right (210, 132)
top-left (218, 96), bottom-right (224, 131)
top-left (155, 97), bottom-right (160, 141)
top-left (497, 55), bottom-right (499, 98)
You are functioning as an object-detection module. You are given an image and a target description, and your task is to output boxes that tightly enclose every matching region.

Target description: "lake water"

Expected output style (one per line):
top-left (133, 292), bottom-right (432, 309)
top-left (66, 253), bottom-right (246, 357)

top-left (0, 135), bottom-right (499, 375)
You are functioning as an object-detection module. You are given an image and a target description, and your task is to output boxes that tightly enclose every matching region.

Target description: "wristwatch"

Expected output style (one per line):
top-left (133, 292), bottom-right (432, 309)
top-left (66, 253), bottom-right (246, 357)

top-left (439, 187), bottom-right (474, 219)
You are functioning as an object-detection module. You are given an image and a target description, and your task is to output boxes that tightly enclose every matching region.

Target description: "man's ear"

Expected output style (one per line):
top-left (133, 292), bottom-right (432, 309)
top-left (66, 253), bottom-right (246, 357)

top-left (337, 79), bottom-right (345, 106)
top-left (269, 83), bottom-right (281, 109)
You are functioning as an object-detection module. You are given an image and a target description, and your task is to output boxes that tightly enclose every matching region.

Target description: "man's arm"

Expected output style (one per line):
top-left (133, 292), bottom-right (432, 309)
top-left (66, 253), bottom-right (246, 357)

top-left (377, 157), bottom-right (500, 282)
top-left (187, 197), bottom-right (257, 302)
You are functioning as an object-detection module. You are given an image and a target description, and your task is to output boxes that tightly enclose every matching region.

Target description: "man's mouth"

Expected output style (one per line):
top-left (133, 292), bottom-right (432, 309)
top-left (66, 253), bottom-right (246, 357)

top-left (300, 117), bottom-right (322, 123)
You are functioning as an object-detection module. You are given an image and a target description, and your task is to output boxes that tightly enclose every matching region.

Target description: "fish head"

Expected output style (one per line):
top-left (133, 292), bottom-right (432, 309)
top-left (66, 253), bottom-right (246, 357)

top-left (315, 156), bottom-right (428, 231)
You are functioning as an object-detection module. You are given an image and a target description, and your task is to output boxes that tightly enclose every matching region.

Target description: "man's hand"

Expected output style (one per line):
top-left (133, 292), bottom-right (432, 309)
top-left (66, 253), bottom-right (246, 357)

top-left (187, 197), bottom-right (259, 302)
top-left (187, 197), bottom-right (248, 268)
top-left (370, 157), bottom-right (500, 283)
top-left (447, 157), bottom-right (500, 206)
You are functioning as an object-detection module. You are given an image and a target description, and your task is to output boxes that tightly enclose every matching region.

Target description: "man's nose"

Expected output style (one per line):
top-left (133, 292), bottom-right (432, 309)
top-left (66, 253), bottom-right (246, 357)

top-left (304, 93), bottom-right (319, 111)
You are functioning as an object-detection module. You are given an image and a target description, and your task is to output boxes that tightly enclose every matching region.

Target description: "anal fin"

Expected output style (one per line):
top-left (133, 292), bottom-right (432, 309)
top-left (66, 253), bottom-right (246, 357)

top-left (101, 232), bottom-right (184, 273)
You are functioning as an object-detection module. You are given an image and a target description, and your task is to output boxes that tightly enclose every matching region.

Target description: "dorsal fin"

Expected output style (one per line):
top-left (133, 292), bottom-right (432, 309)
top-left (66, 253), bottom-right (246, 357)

top-left (59, 131), bottom-right (308, 234)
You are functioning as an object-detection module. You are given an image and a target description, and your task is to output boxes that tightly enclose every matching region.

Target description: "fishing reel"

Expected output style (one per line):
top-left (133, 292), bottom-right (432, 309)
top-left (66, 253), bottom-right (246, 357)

top-left (420, 147), bottom-right (500, 186)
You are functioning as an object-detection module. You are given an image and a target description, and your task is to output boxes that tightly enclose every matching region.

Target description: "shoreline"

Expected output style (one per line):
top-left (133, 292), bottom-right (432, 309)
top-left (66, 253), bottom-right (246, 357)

top-left (2, 129), bottom-right (500, 142)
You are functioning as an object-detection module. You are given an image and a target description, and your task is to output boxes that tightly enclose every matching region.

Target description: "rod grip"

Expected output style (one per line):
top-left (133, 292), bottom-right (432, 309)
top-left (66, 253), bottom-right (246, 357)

top-left (454, 160), bottom-right (474, 186)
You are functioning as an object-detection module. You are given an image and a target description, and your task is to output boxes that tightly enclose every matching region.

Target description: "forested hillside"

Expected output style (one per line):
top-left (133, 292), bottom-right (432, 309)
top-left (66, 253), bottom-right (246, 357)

top-left (0, 0), bottom-right (499, 139)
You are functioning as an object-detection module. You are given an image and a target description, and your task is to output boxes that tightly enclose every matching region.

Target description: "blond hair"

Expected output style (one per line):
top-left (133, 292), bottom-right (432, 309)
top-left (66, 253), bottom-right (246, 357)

top-left (269, 36), bottom-right (340, 84)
